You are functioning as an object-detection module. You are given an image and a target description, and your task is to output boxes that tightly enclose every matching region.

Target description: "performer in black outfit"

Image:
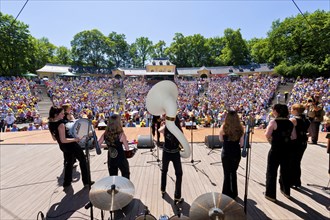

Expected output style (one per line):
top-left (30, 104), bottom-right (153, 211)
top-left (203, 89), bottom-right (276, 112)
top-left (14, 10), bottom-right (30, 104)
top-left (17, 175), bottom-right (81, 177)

top-left (159, 116), bottom-right (184, 204)
top-left (48, 106), bottom-right (89, 188)
top-left (152, 115), bottom-right (161, 145)
top-left (219, 110), bottom-right (244, 199)
top-left (61, 103), bottom-right (77, 167)
top-left (306, 95), bottom-right (325, 144)
top-left (98, 114), bottom-right (130, 179)
top-left (290, 103), bottom-right (310, 188)
top-left (265, 104), bottom-right (295, 201)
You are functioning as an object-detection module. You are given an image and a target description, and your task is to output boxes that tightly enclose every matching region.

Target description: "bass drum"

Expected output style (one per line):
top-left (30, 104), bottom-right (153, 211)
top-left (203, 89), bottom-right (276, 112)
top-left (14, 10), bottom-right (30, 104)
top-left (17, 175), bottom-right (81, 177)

top-left (135, 214), bottom-right (157, 220)
top-left (71, 118), bottom-right (95, 149)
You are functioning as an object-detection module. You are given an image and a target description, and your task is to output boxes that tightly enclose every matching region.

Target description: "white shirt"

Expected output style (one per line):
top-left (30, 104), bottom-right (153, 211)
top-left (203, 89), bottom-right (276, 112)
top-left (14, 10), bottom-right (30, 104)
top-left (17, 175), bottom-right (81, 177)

top-left (5, 115), bottom-right (15, 124)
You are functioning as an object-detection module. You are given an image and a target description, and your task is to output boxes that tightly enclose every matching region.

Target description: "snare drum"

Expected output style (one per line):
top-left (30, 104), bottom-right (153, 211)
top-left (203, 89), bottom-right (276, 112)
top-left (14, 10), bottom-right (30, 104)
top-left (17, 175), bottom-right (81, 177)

top-left (124, 144), bottom-right (137, 159)
top-left (71, 118), bottom-right (95, 148)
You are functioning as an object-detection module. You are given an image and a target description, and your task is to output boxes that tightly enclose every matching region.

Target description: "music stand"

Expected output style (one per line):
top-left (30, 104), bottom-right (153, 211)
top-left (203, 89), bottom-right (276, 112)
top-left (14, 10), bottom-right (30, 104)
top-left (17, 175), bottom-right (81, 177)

top-left (183, 117), bottom-right (201, 170)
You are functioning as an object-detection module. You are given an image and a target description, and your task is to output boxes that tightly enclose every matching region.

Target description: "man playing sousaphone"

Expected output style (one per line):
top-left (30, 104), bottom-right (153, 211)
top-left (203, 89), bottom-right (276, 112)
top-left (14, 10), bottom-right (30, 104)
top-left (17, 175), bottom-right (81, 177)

top-left (146, 80), bottom-right (190, 205)
top-left (158, 115), bottom-right (184, 204)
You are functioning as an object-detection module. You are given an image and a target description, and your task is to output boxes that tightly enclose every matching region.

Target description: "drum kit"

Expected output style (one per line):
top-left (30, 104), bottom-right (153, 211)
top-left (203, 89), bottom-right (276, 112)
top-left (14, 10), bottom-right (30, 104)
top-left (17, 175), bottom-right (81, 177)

top-left (88, 176), bottom-right (245, 220)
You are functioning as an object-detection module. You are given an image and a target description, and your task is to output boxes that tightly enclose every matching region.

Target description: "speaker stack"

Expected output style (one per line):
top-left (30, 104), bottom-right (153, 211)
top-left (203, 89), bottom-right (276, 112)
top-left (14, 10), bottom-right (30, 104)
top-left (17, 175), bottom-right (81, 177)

top-left (137, 135), bottom-right (155, 149)
top-left (205, 135), bottom-right (222, 149)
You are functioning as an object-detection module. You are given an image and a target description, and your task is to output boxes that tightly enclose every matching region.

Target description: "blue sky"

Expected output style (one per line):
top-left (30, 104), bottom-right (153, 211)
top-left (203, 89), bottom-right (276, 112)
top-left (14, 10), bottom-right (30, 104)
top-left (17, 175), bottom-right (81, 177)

top-left (1, 0), bottom-right (329, 48)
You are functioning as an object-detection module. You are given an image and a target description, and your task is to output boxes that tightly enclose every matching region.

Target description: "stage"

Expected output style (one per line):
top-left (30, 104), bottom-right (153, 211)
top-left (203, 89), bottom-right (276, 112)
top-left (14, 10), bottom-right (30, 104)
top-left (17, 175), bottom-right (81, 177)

top-left (0, 129), bottom-right (329, 219)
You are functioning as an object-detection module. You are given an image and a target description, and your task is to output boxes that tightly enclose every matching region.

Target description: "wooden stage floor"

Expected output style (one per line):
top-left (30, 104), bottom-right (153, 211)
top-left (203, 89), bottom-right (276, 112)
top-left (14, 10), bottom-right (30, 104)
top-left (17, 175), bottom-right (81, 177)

top-left (0, 128), bottom-right (329, 220)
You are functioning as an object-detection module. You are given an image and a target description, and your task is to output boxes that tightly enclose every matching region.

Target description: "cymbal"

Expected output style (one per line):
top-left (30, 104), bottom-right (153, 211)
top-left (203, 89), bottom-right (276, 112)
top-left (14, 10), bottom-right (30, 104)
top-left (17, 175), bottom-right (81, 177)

top-left (189, 192), bottom-right (246, 220)
top-left (169, 215), bottom-right (190, 219)
top-left (89, 176), bottom-right (135, 211)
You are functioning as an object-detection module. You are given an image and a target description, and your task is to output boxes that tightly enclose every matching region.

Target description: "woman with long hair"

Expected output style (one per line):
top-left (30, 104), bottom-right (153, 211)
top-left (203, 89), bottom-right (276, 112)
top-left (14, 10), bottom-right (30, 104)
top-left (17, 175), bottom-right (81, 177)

top-left (48, 106), bottom-right (89, 188)
top-left (219, 110), bottom-right (244, 199)
top-left (98, 114), bottom-right (130, 179)
top-left (265, 104), bottom-right (295, 202)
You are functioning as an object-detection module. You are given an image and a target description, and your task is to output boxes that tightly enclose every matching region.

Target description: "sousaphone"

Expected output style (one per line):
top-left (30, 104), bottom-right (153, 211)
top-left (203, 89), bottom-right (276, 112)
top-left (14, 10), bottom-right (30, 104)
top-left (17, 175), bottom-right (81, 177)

top-left (146, 80), bottom-right (190, 158)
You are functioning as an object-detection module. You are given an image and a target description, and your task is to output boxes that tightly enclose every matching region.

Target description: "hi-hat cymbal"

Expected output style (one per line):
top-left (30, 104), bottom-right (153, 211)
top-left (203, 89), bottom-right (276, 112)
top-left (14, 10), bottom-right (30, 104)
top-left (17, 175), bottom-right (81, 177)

top-left (89, 176), bottom-right (135, 211)
top-left (189, 192), bottom-right (246, 220)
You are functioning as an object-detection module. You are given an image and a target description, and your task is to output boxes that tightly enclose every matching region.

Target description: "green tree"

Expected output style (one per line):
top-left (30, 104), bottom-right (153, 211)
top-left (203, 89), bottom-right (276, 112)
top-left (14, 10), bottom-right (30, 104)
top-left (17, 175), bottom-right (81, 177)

top-left (247, 38), bottom-right (270, 64)
top-left (71, 29), bottom-right (107, 67)
top-left (165, 33), bottom-right (190, 67)
top-left (105, 32), bottom-right (130, 68)
top-left (185, 34), bottom-right (210, 67)
top-left (0, 13), bottom-right (32, 75)
top-left (129, 37), bottom-right (153, 68)
top-left (268, 10), bottom-right (330, 76)
top-left (151, 40), bottom-right (167, 59)
top-left (206, 37), bottom-right (226, 66)
top-left (28, 37), bottom-right (56, 70)
top-left (220, 28), bottom-right (250, 66)
top-left (53, 46), bottom-right (72, 65)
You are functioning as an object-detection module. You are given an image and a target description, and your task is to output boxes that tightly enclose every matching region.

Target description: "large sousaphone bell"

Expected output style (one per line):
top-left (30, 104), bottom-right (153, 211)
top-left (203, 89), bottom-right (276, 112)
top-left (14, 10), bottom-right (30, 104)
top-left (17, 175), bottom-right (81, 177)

top-left (146, 80), bottom-right (190, 158)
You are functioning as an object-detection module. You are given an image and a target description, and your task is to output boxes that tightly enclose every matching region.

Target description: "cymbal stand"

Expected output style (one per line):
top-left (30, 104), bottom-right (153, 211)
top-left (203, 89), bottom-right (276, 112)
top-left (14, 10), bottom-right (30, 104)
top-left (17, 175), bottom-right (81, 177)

top-left (243, 122), bottom-right (253, 214)
top-left (146, 118), bottom-right (162, 168)
top-left (210, 120), bottom-right (222, 166)
top-left (141, 114), bottom-right (157, 157)
top-left (208, 120), bottom-right (221, 155)
top-left (84, 119), bottom-right (94, 220)
top-left (183, 118), bottom-right (201, 171)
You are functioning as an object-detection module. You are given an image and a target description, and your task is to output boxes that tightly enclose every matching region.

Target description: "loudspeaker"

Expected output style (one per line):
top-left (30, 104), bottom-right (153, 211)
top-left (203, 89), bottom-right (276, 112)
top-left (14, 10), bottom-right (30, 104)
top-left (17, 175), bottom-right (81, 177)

top-left (137, 135), bottom-right (155, 149)
top-left (205, 135), bottom-right (222, 149)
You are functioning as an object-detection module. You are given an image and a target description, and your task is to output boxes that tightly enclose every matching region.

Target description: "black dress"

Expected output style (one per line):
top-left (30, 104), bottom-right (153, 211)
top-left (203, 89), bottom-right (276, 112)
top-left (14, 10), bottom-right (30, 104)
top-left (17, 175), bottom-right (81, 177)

top-left (291, 115), bottom-right (310, 187)
top-left (221, 135), bottom-right (241, 199)
top-left (104, 132), bottom-right (130, 179)
top-left (265, 118), bottom-right (293, 199)
top-left (49, 120), bottom-right (89, 187)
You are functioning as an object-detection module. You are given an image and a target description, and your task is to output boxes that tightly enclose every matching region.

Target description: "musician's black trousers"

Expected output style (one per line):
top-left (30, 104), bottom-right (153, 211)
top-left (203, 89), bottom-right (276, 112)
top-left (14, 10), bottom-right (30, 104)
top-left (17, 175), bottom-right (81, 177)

top-left (161, 151), bottom-right (182, 199)
top-left (108, 153), bottom-right (130, 179)
top-left (221, 155), bottom-right (240, 199)
top-left (265, 149), bottom-right (291, 199)
top-left (61, 143), bottom-right (89, 186)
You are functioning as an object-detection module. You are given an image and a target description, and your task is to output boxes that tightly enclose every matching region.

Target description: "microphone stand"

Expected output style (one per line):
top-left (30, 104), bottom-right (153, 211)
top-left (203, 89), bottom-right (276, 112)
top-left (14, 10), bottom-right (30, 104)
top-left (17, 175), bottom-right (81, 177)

top-left (146, 115), bottom-right (161, 168)
top-left (208, 120), bottom-right (221, 156)
top-left (183, 117), bottom-right (201, 171)
top-left (84, 119), bottom-right (94, 220)
top-left (242, 120), bottom-right (254, 214)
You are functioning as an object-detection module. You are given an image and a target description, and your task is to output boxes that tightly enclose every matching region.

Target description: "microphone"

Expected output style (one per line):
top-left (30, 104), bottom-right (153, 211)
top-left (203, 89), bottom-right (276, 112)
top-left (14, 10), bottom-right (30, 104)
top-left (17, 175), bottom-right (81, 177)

top-left (242, 123), bottom-right (250, 158)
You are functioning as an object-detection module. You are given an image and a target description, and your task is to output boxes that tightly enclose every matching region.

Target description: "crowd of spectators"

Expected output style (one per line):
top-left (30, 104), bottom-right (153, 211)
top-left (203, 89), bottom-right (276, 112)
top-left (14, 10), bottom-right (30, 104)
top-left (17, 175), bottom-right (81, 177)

top-left (0, 77), bottom-right (45, 132)
top-left (287, 77), bottom-right (330, 131)
top-left (1, 74), bottom-right (329, 133)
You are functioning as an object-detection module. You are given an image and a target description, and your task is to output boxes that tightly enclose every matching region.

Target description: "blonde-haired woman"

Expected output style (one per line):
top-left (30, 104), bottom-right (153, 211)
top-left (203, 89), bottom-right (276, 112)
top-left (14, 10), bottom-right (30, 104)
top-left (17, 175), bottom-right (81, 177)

top-left (219, 110), bottom-right (244, 199)
top-left (98, 114), bottom-right (130, 179)
top-left (290, 103), bottom-right (310, 188)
